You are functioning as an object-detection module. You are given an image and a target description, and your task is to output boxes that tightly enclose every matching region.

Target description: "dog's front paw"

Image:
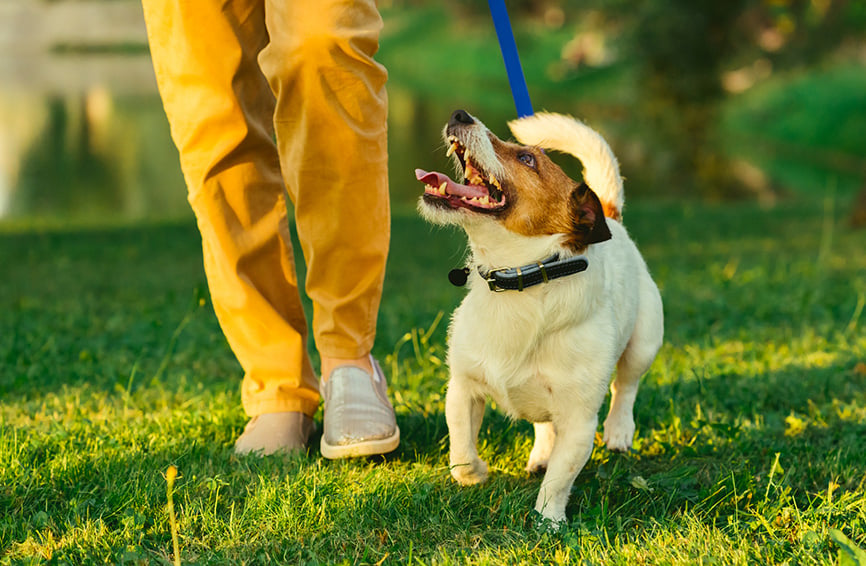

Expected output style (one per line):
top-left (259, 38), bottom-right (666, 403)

top-left (450, 458), bottom-right (489, 485)
top-left (533, 506), bottom-right (567, 529)
top-left (602, 413), bottom-right (635, 452)
top-left (533, 511), bottom-right (567, 532)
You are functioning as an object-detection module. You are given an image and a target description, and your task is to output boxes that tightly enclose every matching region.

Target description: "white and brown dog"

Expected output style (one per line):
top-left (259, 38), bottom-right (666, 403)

top-left (415, 110), bottom-right (664, 526)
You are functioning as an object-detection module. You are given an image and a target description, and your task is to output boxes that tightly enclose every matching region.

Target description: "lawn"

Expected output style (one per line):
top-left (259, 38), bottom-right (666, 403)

top-left (1, 192), bottom-right (865, 564)
top-left (3, 1), bottom-right (865, 562)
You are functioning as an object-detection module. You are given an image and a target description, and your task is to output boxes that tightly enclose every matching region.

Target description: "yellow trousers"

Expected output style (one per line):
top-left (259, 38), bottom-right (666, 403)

top-left (142, 0), bottom-right (390, 417)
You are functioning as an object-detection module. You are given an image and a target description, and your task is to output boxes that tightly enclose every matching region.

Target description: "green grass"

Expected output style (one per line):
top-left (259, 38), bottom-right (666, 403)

top-left (1, 193), bottom-right (865, 564)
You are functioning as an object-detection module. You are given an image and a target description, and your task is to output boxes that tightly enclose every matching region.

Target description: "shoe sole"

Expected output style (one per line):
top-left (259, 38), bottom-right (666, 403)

top-left (320, 427), bottom-right (400, 459)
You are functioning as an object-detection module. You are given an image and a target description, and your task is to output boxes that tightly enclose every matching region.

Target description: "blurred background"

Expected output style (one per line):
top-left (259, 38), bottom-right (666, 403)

top-left (0, 0), bottom-right (864, 224)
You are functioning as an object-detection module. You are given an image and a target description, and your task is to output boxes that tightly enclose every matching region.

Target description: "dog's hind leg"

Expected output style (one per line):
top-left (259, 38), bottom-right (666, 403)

top-left (603, 279), bottom-right (663, 452)
top-left (602, 346), bottom-right (645, 452)
top-left (526, 422), bottom-right (555, 473)
top-left (446, 375), bottom-right (489, 485)
top-left (535, 412), bottom-right (597, 526)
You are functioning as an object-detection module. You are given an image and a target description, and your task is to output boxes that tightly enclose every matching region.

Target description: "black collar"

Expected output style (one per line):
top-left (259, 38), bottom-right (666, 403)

top-left (449, 254), bottom-right (589, 292)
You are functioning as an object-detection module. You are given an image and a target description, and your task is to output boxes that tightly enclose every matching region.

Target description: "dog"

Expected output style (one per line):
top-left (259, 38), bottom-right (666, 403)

top-left (415, 109), bottom-right (664, 526)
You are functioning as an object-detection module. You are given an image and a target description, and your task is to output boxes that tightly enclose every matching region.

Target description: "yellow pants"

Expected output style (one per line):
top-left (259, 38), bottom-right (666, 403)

top-left (142, 0), bottom-right (390, 417)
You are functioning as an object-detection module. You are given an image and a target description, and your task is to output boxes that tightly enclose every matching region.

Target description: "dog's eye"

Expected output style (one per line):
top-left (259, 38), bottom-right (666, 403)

top-left (518, 151), bottom-right (536, 169)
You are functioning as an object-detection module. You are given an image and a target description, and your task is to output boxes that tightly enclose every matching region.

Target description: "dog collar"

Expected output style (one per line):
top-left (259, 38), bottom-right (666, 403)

top-left (448, 254), bottom-right (589, 292)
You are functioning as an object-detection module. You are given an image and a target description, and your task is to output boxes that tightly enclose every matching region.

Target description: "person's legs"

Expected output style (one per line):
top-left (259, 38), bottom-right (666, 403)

top-left (259, 0), bottom-right (390, 364)
top-left (142, 0), bottom-right (319, 452)
top-left (259, 0), bottom-right (398, 457)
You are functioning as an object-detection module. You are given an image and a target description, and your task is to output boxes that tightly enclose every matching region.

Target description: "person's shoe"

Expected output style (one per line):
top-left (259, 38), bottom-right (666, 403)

top-left (234, 411), bottom-right (313, 456)
top-left (320, 357), bottom-right (400, 459)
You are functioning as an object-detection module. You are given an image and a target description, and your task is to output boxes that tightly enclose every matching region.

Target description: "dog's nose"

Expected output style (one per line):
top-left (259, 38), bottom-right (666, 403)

top-left (450, 109), bottom-right (475, 126)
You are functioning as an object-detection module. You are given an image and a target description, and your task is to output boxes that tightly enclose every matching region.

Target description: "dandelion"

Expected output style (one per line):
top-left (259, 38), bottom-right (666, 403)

top-left (784, 414), bottom-right (807, 437)
top-left (165, 465), bottom-right (181, 566)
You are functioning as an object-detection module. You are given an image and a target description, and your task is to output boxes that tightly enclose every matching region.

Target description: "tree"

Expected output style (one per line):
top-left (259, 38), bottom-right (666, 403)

top-left (578, 0), bottom-right (866, 198)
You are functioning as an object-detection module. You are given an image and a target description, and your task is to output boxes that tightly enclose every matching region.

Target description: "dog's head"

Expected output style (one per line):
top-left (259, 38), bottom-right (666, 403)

top-left (416, 110), bottom-right (612, 253)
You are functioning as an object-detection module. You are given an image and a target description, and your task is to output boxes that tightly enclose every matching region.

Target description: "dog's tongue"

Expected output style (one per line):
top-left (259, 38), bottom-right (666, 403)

top-left (415, 168), bottom-right (488, 199)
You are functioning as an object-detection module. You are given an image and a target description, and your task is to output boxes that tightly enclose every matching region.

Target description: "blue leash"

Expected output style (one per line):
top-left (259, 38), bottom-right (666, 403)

top-left (488, 0), bottom-right (534, 118)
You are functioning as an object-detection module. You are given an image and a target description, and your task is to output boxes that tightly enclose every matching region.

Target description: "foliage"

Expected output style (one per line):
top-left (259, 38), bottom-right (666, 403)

top-left (379, 2), bottom-right (866, 199)
top-left (1, 194), bottom-right (865, 564)
top-left (720, 62), bottom-right (866, 199)
top-left (597, 0), bottom-right (865, 197)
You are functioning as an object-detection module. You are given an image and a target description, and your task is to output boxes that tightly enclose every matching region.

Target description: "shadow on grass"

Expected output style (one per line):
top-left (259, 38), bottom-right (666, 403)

top-left (2, 354), bottom-right (862, 562)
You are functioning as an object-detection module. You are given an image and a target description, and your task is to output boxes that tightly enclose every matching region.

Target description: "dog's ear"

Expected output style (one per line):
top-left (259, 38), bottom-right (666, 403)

top-left (566, 182), bottom-right (612, 251)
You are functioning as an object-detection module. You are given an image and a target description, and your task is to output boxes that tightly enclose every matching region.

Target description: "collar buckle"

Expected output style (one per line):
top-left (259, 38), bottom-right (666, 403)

top-left (484, 268), bottom-right (509, 292)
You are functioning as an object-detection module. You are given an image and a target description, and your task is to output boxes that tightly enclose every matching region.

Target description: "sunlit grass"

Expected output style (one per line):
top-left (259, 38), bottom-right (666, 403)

top-left (1, 194), bottom-right (864, 564)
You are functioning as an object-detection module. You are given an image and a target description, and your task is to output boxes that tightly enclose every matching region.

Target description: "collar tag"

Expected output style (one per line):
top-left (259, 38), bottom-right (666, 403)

top-left (448, 267), bottom-right (470, 287)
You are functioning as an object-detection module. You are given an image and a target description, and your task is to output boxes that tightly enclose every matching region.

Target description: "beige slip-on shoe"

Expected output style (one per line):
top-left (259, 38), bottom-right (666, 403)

top-left (320, 356), bottom-right (400, 459)
top-left (234, 411), bottom-right (313, 456)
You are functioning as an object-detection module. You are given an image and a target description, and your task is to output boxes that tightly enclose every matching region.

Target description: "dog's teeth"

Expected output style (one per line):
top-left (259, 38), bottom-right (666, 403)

top-left (479, 196), bottom-right (490, 206)
top-left (463, 148), bottom-right (471, 161)
top-left (446, 142), bottom-right (457, 158)
top-left (438, 182), bottom-right (447, 195)
top-left (489, 173), bottom-right (499, 187)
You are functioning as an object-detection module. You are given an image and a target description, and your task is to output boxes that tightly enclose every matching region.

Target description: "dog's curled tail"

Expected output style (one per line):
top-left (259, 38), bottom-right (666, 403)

top-left (508, 112), bottom-right (623, 221)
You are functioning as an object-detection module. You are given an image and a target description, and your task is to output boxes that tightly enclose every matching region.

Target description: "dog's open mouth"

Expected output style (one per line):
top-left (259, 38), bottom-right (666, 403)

top-left (416, 136), bottom-right (507, 212)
